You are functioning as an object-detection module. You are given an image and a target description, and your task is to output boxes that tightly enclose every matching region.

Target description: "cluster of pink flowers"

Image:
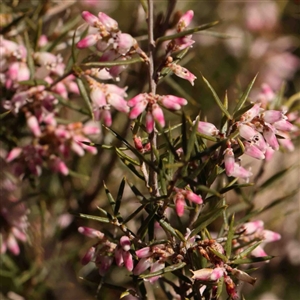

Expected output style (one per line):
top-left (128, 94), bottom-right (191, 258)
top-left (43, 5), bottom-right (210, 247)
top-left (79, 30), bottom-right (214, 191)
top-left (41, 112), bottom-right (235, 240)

top-left (0, 151), bottom-right (28, 255)
top-left (77, 11), bottom-right (144, 81)
top-left (6, 121), bottom-right (100, 177)
top-left (196, 84), bottom-right (298, 180)
top-left (173, 187), bottom-right (203, 217)
top-left (235, 220), bottom-right (281, 257)
top-left (128, 93), bottom-right (188, 133)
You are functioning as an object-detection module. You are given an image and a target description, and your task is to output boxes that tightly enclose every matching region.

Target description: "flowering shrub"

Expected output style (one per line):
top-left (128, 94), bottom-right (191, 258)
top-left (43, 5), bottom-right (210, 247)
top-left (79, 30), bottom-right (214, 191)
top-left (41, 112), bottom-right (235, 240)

top-left (0, 1), bottom-right (299, 299)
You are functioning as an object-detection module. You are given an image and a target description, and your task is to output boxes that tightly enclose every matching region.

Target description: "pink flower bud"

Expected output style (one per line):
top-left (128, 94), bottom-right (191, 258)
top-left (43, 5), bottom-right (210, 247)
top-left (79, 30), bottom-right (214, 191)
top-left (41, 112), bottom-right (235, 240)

top-left (78, 226), bottom-right (105, 239)
top-left (152, 104), bottom-right (165, 127)
top-left (107, 93), bottom-right (129, 113)
top-left (123, 251), bottom-right (134, 271)
top-left (228, 163), bottom-right (253, 179)
top-left (115, 247), bottom-right (124, 266)
top-left (136, 247), bottom-right (152, 258)
top-left (185, 191), bottom-right (203, 204)
top-left (243, 220), bottom-right (264, 235)
top-left (98, 12), bottom-right (118, 31)
top-left (263, 125), bottom-right (279, 150)
top-left (263, 230), bottom-right (281, 243)
top-left (120, 236), bottom-right (131, 251)
top-left (273, 119), bottom-right (296, 131)
top-left (262, 110), bottom-right (284, 124)
top-left (127, 93), bottom-right (146, 107)
top-left (191, 267), bottom-right (224, 281)
top-left (82, 11), bottom-right (99, 27)
top-left (251, 245), bottom-right (268, 257)
top-left (98, 256), bottom-right (113, 276)
top-left (90, 86), bottom-right (106, 107)
top-left (224, 148), bottom-right (235, 176)
top-left (147, 261), bottom-right (165, 283)
top-left (27, 114), bottom-right (41, 137)
top-left (265, 146), bottom-right (275, 161)
top-left (197, 121), bottom-right (219, 136)
top-left (116, 33), bottom-right (135, 54)
top-left (129, 100), bottom-right (148, 119)
top-left (279, 138), bottom-right (294, 151)
top-left (174, 192), bottom-right (185, 217)
top-left (77, 34), bottom-right (99, 49)
top-left (81, 247), bottom-right (95, 265)
top-left (7, 234), bottom-right (20, 256)
top-left (146, 111), bottom-right (154, 133)
top-left (244, 142), bottom-right (265, 160)
top-left (133, 258), bottom-right (151, 275)
top-left (241, 103), bottom-right (261, 122)
top-left (177, 10), bottom-right (194, 32)
top-left (6, 148), bottom-right (22, 162)
top-left (238, 124), bottom-right (257, 140)
top-left (101, 109), bottom-right (112, 127)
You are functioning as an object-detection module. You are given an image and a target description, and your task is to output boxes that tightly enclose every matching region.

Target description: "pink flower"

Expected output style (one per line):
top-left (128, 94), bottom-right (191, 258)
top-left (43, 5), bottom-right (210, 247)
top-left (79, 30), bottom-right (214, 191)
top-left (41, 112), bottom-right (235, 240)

top-left (191, 267), bottom-right (224, 281)
top-left (197, 121), bottom-right (219, 136)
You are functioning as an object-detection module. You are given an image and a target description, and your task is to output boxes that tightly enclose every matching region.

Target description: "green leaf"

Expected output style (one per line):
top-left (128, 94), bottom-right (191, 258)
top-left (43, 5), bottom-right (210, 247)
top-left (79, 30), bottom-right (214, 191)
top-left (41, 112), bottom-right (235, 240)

top-left (156, 21), bottom-right (219, 44)
top-left (235, 241), bottom-right (262, 259)
top-left (23, 31), bottom-right (35, 80)
top-left (76, 77), bottom-right (94, 120)
top-left (257, 166), bottom-right (295, 193)
top-left (201, 75), bottom-right (232, 120)
top-left (104, 182), bottom-right (116, 214)
top-left (216, 276), bottom-right (224, 298)
top-left (208, 246), bottom-right (228, 263)
top-left (233, 75), bottom-right (258, 115)
top-left (225, 214), bottom-right (235, 258)
top-left (115, 147), bottom-right (140, 166)
top-left (191, 205), bottom-right (226, 235)
top-left (105, 126), bottom-right (159, 173)
top-left (232, 255), bottom-right (274, 265)
top-left (185, 114), bottom-right (199, 161)
top-left (81, 57), bottom-right (143, 68)
top-left (157, 217), bottom-right (186, 242)
top-left (77, 213), bottom-right (110, 224)
top-left (139, 262), bottom-right (186, 279)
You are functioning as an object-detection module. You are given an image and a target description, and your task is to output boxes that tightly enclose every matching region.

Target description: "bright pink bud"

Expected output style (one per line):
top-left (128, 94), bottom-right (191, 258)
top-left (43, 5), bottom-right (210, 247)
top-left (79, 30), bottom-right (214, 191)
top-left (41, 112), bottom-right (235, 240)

top-left (81, 247), bottom-right (95, 265)
top-left (127, 93), bottom-right (146, 107)
top-left (129, 100), bottom-right (147, 119)
top-left (164, 95), bottom-right (188, 106)
top-left (101, 109), bottom-right (112, 127)
top-left (71, 141), bottom-right (85, 156)
top-left (145, 111), bottom-right (154, 133)
top-left (136, 247), bottom-right (152, 258)
top-left (7, 234), bottom-right (20, 256)
top-left (251, 245), bottom-right (268, 257)
top-left (197, 121), bottom-right (219, 136)
top-left (50, 156), bottom-right (69, 175)
top-left (120, 236), bottom-right (131, 251)
top-left (98, 12), bottom-right (118, 31)
top-left (115, 247), bottom-right (124, 266)
top-left (77, 34), bottom-right (99, 49)
top-left (177, 10), bottom-right (194, 32)
top-left (185, 191), bottom-right (203, 204)
top-left (152, 104), bottom-right (165, 127)
top-left (6, 147), bottom-right (22, 162)
top-left (123, 251), bottom-right (134, 271)
top-left (244, 142), bottom-right (265, 160)
top-left (265, 146), bottom-right (275, 161)
top-left (174, 192), bottom-right (185, 217)
top-left (82, 11), bottom-right (99, 27)
top-left (27, 114), bottom-right (41, 137)
top-left (82, 122), bottom-right (101, 135)
top-left (262, 110), bottom-right (284, 124)
top-left (133, 258), bottom-right (152, 275)
top-left (78, 226), bottom-right (105, 239)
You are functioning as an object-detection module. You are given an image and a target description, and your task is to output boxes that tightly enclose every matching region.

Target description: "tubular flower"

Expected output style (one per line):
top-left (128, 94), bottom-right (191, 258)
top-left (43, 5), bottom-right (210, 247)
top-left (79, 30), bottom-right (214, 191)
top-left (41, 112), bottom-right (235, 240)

top-left (128, 93), bottom-right (188, 133)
